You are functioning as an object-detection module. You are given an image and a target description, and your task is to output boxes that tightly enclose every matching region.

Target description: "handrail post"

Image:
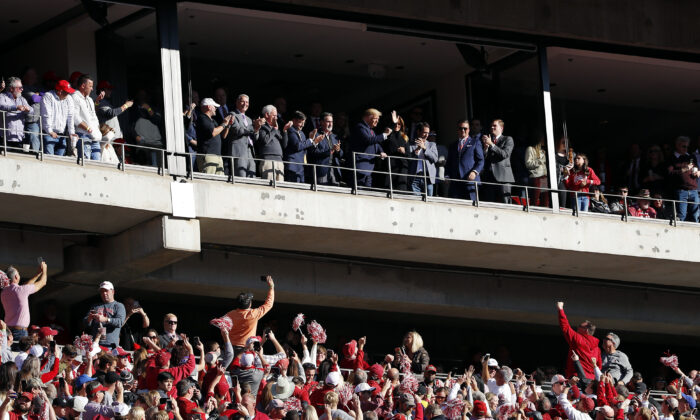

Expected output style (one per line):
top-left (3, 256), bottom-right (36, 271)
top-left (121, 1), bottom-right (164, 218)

top-left (119, 143), bottom-right (125, 171)
top-left (160, 149), bottom-right (165, 175)
top-left (474, 180), bottom-right (479, 207)
top-left (672, 199), bottom-right (677, 226)
top-left (79, 137), bottom-right (85, 166)
top-left (39, 115), bottom-right (44, 160)
top-left (189, 152), bottom-right (194, 180)
top-left (524, 186), bottom-right (530, 212)
top-left (229, 157), bottom-right (235, 183)
top-left (422, 163), bottom-right (428, 202)
top-left (352, 152), bottom-right (358, 194)
top-left (2, 111), bottom-right (7, 156)
top-left (272, 160), bottom-right (277, 188)
top-left (573, 191), bottom-right (578, 217)
top-left (312, 164), bottom-right (317, 191)
top-left (387, 156), bottom-right (393, 199)
top-left (623, 196), bottom-right (628, 222)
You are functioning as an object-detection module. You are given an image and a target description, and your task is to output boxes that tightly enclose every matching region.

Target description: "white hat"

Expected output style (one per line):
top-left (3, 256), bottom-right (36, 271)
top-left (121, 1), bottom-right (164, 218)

top-left (14, 352), bottom-right (28, 369)
top-left (487, 358), bottom-right (499, 367)
top-left (326, 371), bottom-right (342, 386)
top-left (71, 396), bottom-right (89, 413)
top-left (354, 383), bottom-right (376, 393)
top-left (205, 352), bottom-right (218, 365)
top-left (29, 344), bottom-right (44, 358)
top-left (240, 353), bottom-right (255, 368)
top-left (99, 281), bottom-right (114, 290)
top-left (201, 98), bottom-right (220, 107)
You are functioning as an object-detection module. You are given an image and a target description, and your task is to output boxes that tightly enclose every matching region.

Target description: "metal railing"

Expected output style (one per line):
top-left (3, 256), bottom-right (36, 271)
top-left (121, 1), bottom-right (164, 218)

top-left (1, 112), bottom-right (698, 227)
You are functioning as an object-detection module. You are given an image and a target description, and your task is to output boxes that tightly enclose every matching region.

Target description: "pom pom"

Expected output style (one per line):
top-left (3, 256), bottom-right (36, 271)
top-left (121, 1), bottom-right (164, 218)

top-left (337, 382), bottom-right (354, 406)
top-left (284, 397), bottom-right (302, 412)
top-left (0, 271), bottom-right (9, 289)
top-left (398, 372), bottom-right (419, 394)
top-left (292, 313), bottom-right (305, 332)
top-left (306, 320), bottom-right (327, 344)
top-left (497, 404), bottom-right (517, 420)
top-left (210, 316), bottom-right (233, 332)
top-left (660, 351), bottom-right (679, 369)
top-left (73, 333), bottom-right (94, 356)
top-left (399, 355), bottom-right (411, 374)
top-left (442, 399), bottom-right (465, 420)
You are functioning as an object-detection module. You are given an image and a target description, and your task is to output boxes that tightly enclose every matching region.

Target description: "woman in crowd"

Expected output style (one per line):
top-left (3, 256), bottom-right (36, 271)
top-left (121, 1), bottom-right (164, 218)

top-left (565, 153), bottom-right (601, 212)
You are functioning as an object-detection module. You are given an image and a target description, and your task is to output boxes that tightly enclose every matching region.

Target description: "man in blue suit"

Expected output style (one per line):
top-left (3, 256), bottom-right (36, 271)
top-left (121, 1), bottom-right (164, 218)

top-left (307, 112), bottom-right (343, 185)
top-left (284, 111), bottom-right (322, 183)
top-left (446, 119), bottom-right (484, 200)
top-left (408, 122), bottom-right (439, 196)
top-left (349, 108), bottom-right (390, 188)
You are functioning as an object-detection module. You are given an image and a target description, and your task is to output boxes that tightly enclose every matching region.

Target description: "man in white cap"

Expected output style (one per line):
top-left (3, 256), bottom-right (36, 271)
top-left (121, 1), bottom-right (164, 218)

top-left (195, 97), bottom-right (232, 175)
top-left (83, 281), bottom-right (126, 347)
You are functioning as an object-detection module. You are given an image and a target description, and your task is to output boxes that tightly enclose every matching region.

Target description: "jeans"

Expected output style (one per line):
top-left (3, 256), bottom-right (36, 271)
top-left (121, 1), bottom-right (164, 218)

top-left (676, 189), bottom-right (700, 222)
top-left (577, 195), bottom-right (590, 212)
top-left (77, 134), bottom-right (102, 160)
top-left (25, 122), bottom-right (41, 151)
top-left (42, 134), bottom-right (67, 155)
top-left (411, 175), bottom-right (434, 196)
top-left (10, 328), bottom-right (27, 339)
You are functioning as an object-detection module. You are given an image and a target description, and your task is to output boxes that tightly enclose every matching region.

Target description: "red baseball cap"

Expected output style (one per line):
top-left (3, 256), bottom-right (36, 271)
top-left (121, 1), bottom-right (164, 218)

top-left (88, 385), bottom-right (108, 395)
top-left (274, 358), bottom-right (290, 370)
top-left (39, 327), bottom-right (58, 338)
top-left (55, 80), bottom-right (75, 94)
top-left (19, 392), bottom-right (34, 401)
top-left (425, 365), bottom-right (437, 373)
top-left (97, 80), bottom-right (114, 91)
top-left (369, 363), bottom-right (384, 378)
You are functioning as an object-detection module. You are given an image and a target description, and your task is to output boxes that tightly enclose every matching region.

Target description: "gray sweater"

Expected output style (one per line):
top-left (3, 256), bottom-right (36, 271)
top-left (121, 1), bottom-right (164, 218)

top-left (83, 300), bottom-right (126, 347)
top-left (602, 350), bottom-right (633, 383)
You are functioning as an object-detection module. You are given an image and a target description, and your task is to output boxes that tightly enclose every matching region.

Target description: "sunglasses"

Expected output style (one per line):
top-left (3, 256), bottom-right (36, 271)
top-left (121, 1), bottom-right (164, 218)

top-left (167, 320), bottom-right (178, 324)
top-left (148, 336), bottom-right (157, 339)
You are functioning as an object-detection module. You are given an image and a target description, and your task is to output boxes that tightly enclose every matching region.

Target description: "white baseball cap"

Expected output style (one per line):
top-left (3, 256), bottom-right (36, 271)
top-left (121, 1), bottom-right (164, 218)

top-left (487, 358), bottom-right (499, 367)
top-left (326, 371), bottom-right (342, 386)
top-left (354, 383), bottom-right (376, 393)
top-left (71, 396), bottom-right (88, 413)
top-left (99, 281), bottom-right (114, 290)
top-left (201, 98), bottom-right (220, 107)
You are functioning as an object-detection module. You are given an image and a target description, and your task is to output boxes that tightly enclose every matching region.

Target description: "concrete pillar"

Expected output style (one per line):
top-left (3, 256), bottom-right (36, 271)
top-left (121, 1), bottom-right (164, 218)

top-left (156, 1), bottom-right (187, 176)
top-left (538, 45), bottom-right (560, 210)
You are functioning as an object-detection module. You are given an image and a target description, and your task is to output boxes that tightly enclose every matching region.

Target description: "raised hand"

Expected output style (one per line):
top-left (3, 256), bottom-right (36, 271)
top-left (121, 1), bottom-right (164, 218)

top-left (391, 110), bottom-right (398, 124)
top-left (556, 301), bottom-right (564, 310)
top-left (283, 120), bottom-right (293, 131)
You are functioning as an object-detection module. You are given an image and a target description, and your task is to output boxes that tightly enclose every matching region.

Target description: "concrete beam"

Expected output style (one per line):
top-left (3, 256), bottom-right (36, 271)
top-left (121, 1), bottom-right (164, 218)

top-left (42, 216), bottom-right (200, 303)
top-left (141, 249), bottom-right (700, 337)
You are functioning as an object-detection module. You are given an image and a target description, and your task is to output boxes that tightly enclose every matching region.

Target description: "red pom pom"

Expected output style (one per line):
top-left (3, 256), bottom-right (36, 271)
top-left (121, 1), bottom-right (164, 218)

top-left (306, 320), bottom-right (327, 344)
top-left (284, 397), bottom-right (302, 412)
top-left (73, 333), bottom-right (94, 356)
top-left (0, 271), bottom-right (9, 289)
top-left (210, 316), bottom-right (233, 332)
top-left (292, 313), bottom-right (305, 332)
top-left (337, 383), bottom-right (353, 405)
top-left (660, 351), bottom-right (679, 369)
top-left (398, 372), bottom-right (419, 394)
top-left (442, 399), bottom-right (465, 420)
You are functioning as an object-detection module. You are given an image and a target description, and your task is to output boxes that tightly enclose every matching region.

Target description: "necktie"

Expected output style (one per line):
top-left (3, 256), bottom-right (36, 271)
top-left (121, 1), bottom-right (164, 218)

top-left (459, 138), bottom-right (466, 151)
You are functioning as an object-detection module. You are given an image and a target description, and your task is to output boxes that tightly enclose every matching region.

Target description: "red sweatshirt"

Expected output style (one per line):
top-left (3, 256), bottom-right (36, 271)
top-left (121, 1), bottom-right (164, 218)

top-left (142, 354), bottom-right (196, 397)
top-left (339, 349), bottom-right (370, 371)
top-left (558, 309), bottom-right (602, 379)
top-left (565, 168), bottom-right (601, 193)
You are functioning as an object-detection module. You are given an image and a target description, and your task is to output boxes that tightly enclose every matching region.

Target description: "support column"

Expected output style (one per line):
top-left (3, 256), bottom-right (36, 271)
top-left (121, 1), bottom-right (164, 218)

top-left (156, 1), bottom-right (186, 176)
top-left (538, 45), bottom-right (560, 211)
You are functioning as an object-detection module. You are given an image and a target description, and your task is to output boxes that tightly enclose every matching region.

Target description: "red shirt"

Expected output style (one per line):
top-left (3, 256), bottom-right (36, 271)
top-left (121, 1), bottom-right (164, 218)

top-left (558, 309), bottom-right (601, 379)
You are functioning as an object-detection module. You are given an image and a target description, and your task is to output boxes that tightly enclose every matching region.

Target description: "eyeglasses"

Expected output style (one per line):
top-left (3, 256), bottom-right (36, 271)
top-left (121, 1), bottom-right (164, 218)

top-left (435, 396), bottom-right (446, 400)
top-left (167, 320), bottom-right (178, 324)
top-left (458, 127), bottom-right (468, 131)
top-left (12, 86), bottom-right (23, 90)
top-left (148, 335), bottom-right (157, 339)
top-left (556, 381), bottom-right (567, 386)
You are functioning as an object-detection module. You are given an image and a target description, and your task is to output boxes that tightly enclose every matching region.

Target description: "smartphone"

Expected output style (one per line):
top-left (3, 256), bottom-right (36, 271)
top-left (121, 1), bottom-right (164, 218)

top-left (37, 257), bottom-right (44, 265)
top-left (166, 401), bottom-right (173, 411)
top-left (58, 377), bottom-right (65, 388)
top-left (49, 341), bottom-right (56, 353)
top-left (260, 275), bottom-right (268, 282)
top-left (160, 397), bottom-right (168, 405)
top-left (253, 341), bottom-right (261, 352)
top-left (230, 375), bottom-right (238, 387)
top-left (263, 328), bottom-right (271, 338)
top-left (193, 336), bottom-right (201, 346)
top-left (327, 349), bottom-right (335, 358)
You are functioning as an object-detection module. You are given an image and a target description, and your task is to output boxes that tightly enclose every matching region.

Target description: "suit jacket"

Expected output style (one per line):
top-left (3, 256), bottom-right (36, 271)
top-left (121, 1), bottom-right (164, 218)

top-left (483, 135), bottom-right (515, 183)
top-left (284, 128), bottom-right (314, 177)
top-left (255, 123), bottom-right (287, 160)
top-left (225, 111), bottom-right (256, 158)
top-left (408, 140), bottom-right (439, 184)
top-left (214, 104), bottom-right (231, 124)
top-left (446, 136), bottom-right (484, 181)
top-left (349, 121), bottom-right (385, 171)
top-left (308, 132), bottom-right (342, 178)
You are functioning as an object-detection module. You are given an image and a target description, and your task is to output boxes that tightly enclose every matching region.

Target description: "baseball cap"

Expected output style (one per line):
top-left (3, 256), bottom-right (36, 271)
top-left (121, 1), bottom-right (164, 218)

top-left (487, 358), bottom-right (499, 368)
top-left (70, 396), bottom-right (89, 413)
top-left (326, 371), bottom-right (342, 386)
top-left (74, 374), bottom-right (96, 389)
top-left (681, 393), bottom-right (697, 409)
top-left (369, 364), bottom-right (384, 378)
top-left (19, 392), bottom-right (34, 401)
top-left (551, 374), bottom-right (567, 385)
top-left (96, 81), bottom-right (114, 91)
top-left (425, 365), bottom-right (437, 373)
top-left (664, 397), bottom-right (679, 409)
top-left (400, 394), bottom-right (416, 407)
top-left (274, 358), bottom-right (289, 370)
top-left (201, 98), bottom-right (220, 108)
top-left (112, 347), bottom-right (129, 357)
top-left (99, 281), bottom-right (114, 290)
top-left (39, 327), bottom-right (58, 338)
top-left (354, 383), bottom-right (376, 393)
top-left (54, 80), bottom-right (75, 94)
top-left (579, 396), bottom-right (595, 412)
top-left (596, 406), bottom-right (615, 418)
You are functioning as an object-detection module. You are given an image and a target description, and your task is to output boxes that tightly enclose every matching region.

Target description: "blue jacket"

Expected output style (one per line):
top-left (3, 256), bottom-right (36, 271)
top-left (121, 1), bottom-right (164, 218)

top-left (284, 128), bottom-right (314, 179)
top-left (308, 132), bottom-right (342, 178)
top-left (446, 136), bottom-right (484, 181)
top-left (349, 121), bottom-right (385, 172)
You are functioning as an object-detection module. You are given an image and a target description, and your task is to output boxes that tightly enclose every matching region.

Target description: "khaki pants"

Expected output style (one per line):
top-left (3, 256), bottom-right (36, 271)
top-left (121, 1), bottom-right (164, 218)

top-left (261, 159), bottom-right (284, 181)
top-left (196, 154), bottom-right (224, 175)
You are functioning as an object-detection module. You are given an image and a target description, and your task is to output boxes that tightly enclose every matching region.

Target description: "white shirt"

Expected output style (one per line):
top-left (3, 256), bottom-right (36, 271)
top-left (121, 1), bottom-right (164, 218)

top-left (40, 91), bottom-right (75, 135)
top-left (72, 92), bottom-right (102, 142)
top-left (487, 378), bottom-right (514, 405)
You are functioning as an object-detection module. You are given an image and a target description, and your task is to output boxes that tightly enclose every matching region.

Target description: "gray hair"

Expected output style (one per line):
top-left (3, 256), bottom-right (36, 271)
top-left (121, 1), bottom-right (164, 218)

top-left (237, 94), bottom-right (249, 102)
top-left (675, 136), bottom-right (691, 146)
top-left (261, 105), bottom-right (277, 116)
top-left (6, 266), bottom-right (19, 282)
top-left (499, 366), bottom-right (513, 382)
top-left (352, 369), bottom-right (367, 385)
top-left (472, 391), bottom-right (486, 401)
top-left (607, 332), bottom-right (621, 348)
top-left (7, 77), bottom-right (21, 88)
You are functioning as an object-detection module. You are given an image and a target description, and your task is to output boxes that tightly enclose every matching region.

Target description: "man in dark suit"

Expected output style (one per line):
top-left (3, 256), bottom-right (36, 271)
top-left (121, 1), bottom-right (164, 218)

top-left (308, 112), bottom-right (342, 185)
top-left (213, 87), bottom-right (231, 122)
top-left (226, 94), bottom-right (261, 178)
top-left (349, 108), bottom-right (390, 188)
top-left (408, 122), bottom-right (439, 196)
top-left (256, 104), bottom-right (291, 181)
top-left (446, 119), bottom-right (484, 200)
top-left (284, 110), bottom-right (322, 183)
top-left (480, 119), bottom-right (515, 203)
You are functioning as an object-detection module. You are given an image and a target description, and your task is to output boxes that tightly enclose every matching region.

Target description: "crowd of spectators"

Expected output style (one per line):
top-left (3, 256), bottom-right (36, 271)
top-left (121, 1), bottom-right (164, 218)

top-left (1, 68), bottom-right (699, 221)
top-left (0, 265), bottom-right (697, 420)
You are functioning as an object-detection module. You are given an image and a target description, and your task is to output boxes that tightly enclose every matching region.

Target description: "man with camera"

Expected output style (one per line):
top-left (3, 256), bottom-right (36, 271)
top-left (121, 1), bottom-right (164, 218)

top-left (226, 275), bottom-right (275, 350)
top-left (1, 259), bottom-right (48, 340)
top-left (83, 281), bottom-right (126, 348)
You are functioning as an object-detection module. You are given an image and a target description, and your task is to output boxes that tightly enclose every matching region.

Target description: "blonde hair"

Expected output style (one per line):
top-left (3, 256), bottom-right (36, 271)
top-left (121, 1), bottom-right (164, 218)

top-left (364, 108), bottom-right (382, 118)
top-left (153, 411), bottom-right (169, 420)
top-left (303, 405), bottom-right (319, 420)
top-left (407, 331), bottom-right (424, 354)
top-left (324, 391), bottom-right (339, 408)
top-left (146, 390), bottom-right (161, 407)
top-left (127, 407), bottom-right (146, 420)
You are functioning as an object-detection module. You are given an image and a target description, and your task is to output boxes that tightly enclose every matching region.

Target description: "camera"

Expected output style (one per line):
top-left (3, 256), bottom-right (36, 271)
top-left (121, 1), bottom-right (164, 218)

top-left (263, 328), bottom-right (271, 338)
top-left (260, 275), bottom-right (268, 282)
top-left (253, 341), bottom-right (261, 352)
